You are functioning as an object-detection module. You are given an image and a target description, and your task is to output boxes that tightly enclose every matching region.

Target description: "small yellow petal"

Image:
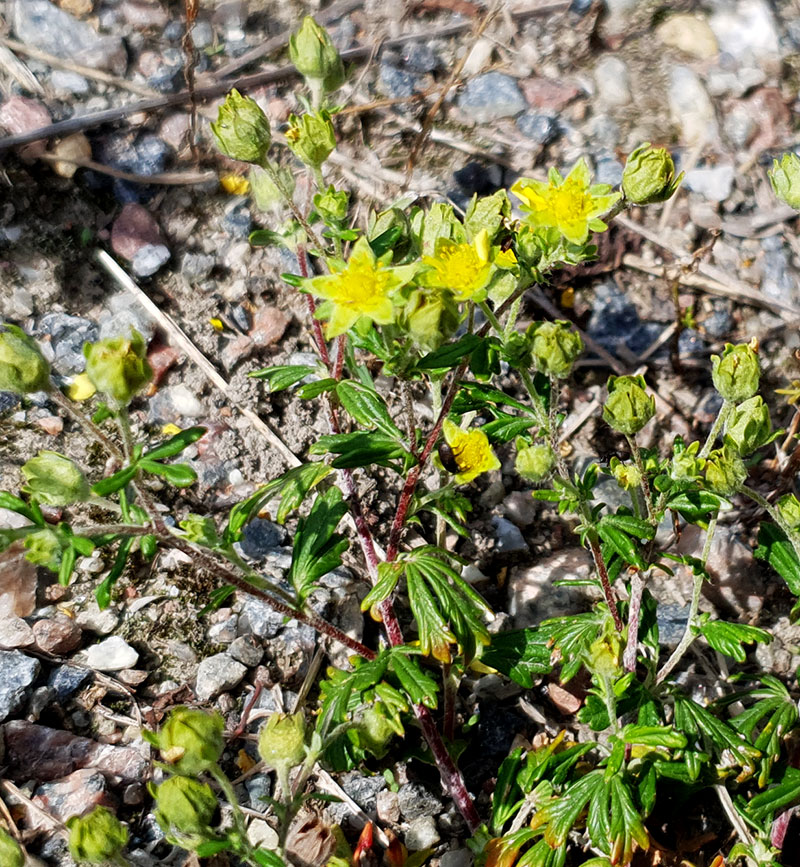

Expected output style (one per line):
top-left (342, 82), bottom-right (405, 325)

top-left (220, 174), bottom-right (250, 195)
top-left (161, 423), bottom-right (182, 436)
top-left (209, 318), bottom-right (224, 331)
top-left (67, 373), bottom-right (96, 401)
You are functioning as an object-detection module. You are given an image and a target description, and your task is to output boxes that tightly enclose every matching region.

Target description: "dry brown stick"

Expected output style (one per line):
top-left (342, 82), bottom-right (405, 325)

top-left (403, 2), bottom-right (500, 185)
top-left (37, 153), bottom-right (216, 185)
top-left (0, 43), bottom-right (44, 95)
top-left (0, 3), bottom-right (571, 153)
top-left (94, 249), bottom-right (302, 469)
top-left (0, 36), bottom-right (161, 98)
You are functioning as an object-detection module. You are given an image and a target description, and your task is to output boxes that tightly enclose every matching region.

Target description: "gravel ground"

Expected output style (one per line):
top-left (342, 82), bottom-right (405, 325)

top-left (2, 0), bottom-right (800, 864)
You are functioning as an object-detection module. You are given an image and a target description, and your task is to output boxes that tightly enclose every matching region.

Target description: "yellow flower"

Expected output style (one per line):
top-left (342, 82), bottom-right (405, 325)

top-left (493, 246), bottom-right (518, 269)
top-left (307, 237), bottom-right (417, 337)
top-left (220, 173), bottom-right (250, 195)
top-left (442, 419), bottom-right (501, 484)
top-left (421, 228), bottom-right (493, 301)
top-left (511, 159), bottom-right (621, 245)
top-left (67, 373), bottom-right (96, 401)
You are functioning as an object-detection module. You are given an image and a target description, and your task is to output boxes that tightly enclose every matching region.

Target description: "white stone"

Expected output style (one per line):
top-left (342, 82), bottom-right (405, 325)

top-left (685, 165), bottom-right (735, 202)
top-left (709, 0), bottom-right (780, 64)
top-left (0, 616), bottom-right (35, 649)
top-left (247, 818), bottom-right (279, 850)
top-left (86, 636), bottom-right (139, 671)
top-left (404, 816), bottom-right (440, 851)
top-left (668, 65), bottom-right (718, 147)
top-left (594, 55), bottom-right (631, 107)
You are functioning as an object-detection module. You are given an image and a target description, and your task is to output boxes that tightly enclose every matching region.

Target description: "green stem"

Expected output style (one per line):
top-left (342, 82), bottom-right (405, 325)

top-left (49, 387), bottom-right (122, 462)
top-left (698, 400), bottom-right (732, 460)
top-left (478, 301), bottom-right (503, 335)
top-left (656, 515), bottom-right (718, 685)
top-left (211, 765), bottom-right (254, 859)
top-left (261, 159), bottom-right (325, 253)
top-left (116, 409), bottom-right (134, 461)
top-left (626, 434), bottom-right (655, 525)
top-left (503, 295), bottom-right (523, 340)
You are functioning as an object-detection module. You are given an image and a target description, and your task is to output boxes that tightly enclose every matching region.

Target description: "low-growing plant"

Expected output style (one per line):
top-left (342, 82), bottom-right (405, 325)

top-left (3, 15), bottom-right (800, 867)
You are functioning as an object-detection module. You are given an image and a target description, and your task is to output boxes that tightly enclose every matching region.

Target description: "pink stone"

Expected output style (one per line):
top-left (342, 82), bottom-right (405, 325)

top-left (120, 0), bottom-right (169, 28)
top-left (0, 544), bottom-right (38, 618)
top-left (3, 721), bottom-right (148, 783)
top-left (249, 306), bottom-right (290, 346)
top-left (29, 769), bottom-right (116, 829)
top-left (32, 615), bottom-right (82, 655)
top-left (35, 415), bottom-right (64, 436)
top-left (520, 77), bottom-right (581, 112)
top-left (0, 97), bottom-right (52, 160)
top-left (147, 343), bottom-right (181, 384)
top-left (111, 203), bottom-right (164, 262)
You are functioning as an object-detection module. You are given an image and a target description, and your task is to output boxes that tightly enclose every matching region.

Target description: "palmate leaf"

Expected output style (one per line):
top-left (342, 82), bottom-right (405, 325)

top-left (310, 431), bottom-right (412, 469)
top-left (672, 694), bottom-right (761, 781)
top-left (754, 522), bottom-right (800, 595)
top-left (288, 487), bottom-right (349, 604)
top-left (744, 765), bottom-right (800, 824)
top-left (700, 619), bottom-right (772, 663)
top-left (400, 546), bottom-right (491, 663)
top-left (539, 608), bottom-right (608, 682)
top-left (533, 769), bottom-right (605, 848)
top-left (480, 628), bottom-right (553, 688)
top-left (336, 380), bottom-right (404, 439)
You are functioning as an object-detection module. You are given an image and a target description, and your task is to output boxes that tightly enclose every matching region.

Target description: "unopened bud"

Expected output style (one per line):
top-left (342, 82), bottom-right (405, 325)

top-left (610, 457), bottom-right (641, 491)
top-left (157, 707), bottom-right (224, 774)
top-left (286, 111), bottom-right (336, 169)
top-left (22, 451), bottom-right (90, 506)
top-left (258, 712), bottom-right (306, 771)
top-left (83, 330), bottom-right (152, 407)
top-left (528, 320), bottom-right (583, 379)
top-left (723, 395), bottom-right (772, 456)
top-left (67, 807), bottom-right (128, 864)
top-left (768, 153), bottom-right (800, 210)
top-left (152, 776), bottom-right (218, 850)
top-left (704, 446), bottom-right (747, 496)
top-left (211, 89), bottom-right (271, 164)
top-left (603, 375), bottom-right (656, 436)
top-left (24, 528), bottom-right (62, 572)
top-left (515, 442), bottom-right (555, 482)
top-left (622, 143), bottom-right (683, 205)
top-left (0, 323), bottom-right (50, 394)
top-left (314, 186), bottom-right (349, 223)
top-left (711, 341), bottom-right (760, 403)
top-left (289, 17), bottom-right (346, 99)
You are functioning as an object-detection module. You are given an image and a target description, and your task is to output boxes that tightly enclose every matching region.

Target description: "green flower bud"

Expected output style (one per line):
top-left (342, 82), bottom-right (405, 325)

top-left (403, 287), bottom-right (459, 351)
top-left (622, 143), bottom-right (683, 205)
top-left (0, 828), bottom-right (24, 867)
top-left (258, 712), bottom-right (306, 771)
top-left (314, 186), bottom-right (349, 223)
top-left (768, 153), bottom-right (800, 210)
top-left (66, 807), bottom-right (129, 864)
top-left (704, 446), bottom-right (747, 496)
top-left (356, 704), bottom-right (396, 759)
top-left (22, 451), bottom-right (90, 506)
top-left (289, 17), bottom-right (346, 98)
top-left (24, 528), bottom-right (62, 571)
top-left (152, 776), bottom-right (218, 851)
top-left (515, 442), bottom-right (555, 482)
top-left (158, 707), bottom-right (224, 774)
top-left (528, 320), bottom-right (584, 378)
top-left (0, 323), bottom-right (50, 394)
top-left (501, 331), bottom-right (533, 369)
top-left (777, 494), bottom-right (800, 531)
top-left (711, 341), bottom-right (760, 403)
top-left (671, 438), bottom-right (702, 482)
top-left (83, 329), bottom-right (152, 407)
top-left (285, 111), bottom-right (336, 169)
top-left (723, 396), bottom-right (772, 456)
top-left (609, 456), bottom-right (641, 491)
top-left (603, 375), bottom-right (656, 436)
top-left (211, 89), bottom-right (272, 164)
top-left (249, 164), bottom-right (294, 213)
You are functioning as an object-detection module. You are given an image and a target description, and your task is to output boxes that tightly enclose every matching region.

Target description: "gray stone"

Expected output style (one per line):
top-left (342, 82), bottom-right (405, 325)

top-left (594, 55), bottom-right (631, 107)
top-left (397, 782), bottom-right (442, 820)
top-left (132, 243), bottom-right (171, 277)
top-left (195, 653), bottom-right (246, 700)
top-left (405, 816), bottom-right (440, 851)
top-left (243, 772), bottom-right (272, 812)
top-left (0, 650), bottom-right (40, 721)
top-left (0, 616), bottom-right (35, 649)
top-left (240, 519), bottom-right (287, 560)
top-left (516, 111), bottom-right (559, 145)
top-left (379, 63), bottom-right (417, 98)
top-left (492, 516), bottom-right (529, 553)
top-left (238, 596), bottom-right (287, 639)
top-left (99, 304), bottom-right (155, 342)
top-left (12, 0), bottom-right (125, 72)
top-left (181, 252), bottom-right (216, 283)
top-left (37, 312), bottom-right (98, 375)
top-left (458, 72), bottom-right (527, 123)
top-left (668, 66), bottom-right (718, 147)
top-left (657, 604), bottom-right (691, 647)
top-left (341, 771), bottom-right (386, 814)
top-left (192, 19), bottom-right (214, 49)
top-left (48, 665), bottom-right (93, 702)
top-left (595, 155), bottom-right (624, 187)
top-left (50, 70), bottom-right (90, 95)
top-left (74, 599), bottom-right (119, 634)
top-left (441, 850), bottom-right (473, 867)
top-left (508, 548), bottom-right (594, 627)
top-left (684, 165), bottom-right (735, 202)
top-left (86, 636), bottom-right (139, 671)
top-left (228, 634), bottom-right (263, 667)
top-left (402, 42), bottom-right (439, 73)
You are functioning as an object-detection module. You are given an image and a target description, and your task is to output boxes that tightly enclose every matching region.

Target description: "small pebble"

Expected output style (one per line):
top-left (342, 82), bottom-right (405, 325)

top-left (458, 72), bottom-right (527, 123)
top-left (86, 636), bottom-right (139, 671)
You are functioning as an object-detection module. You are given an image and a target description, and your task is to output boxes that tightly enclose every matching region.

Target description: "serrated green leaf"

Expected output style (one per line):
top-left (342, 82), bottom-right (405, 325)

top-left (361, 562), bottom-right (403, 611)
top-left (755, 522), bottom-right (800, 595)
top-left (310, 431), bottom-right (411, 469)
top-left (700, 620), bottom-right (772, 663)
top-left (249, 364), bottom-right (317, 392)
top-left (336, 380), bottom-right (404, 439)
top-left (389, 649), bottom-right (438, 708)
top-left (480, 629), bottom-right (552, 687)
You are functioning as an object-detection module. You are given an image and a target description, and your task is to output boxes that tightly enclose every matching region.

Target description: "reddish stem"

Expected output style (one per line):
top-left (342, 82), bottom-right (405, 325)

top-left (588, 535), bottom-right (624, 633)
top-left (297, 245), bottom-right (330, 368)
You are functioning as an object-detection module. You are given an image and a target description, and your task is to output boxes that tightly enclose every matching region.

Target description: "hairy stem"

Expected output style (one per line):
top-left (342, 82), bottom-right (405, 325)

top-left (623, 570), bottom-right (646, 672)
top-left (49, 387), bottom-right (123, 462)
top-left (656, 515), bottom-right (718, 685)
top-left (626, 434), bottom-right (655, 524)
top-left (740, 483), bottom-right (800, 563)
top-left (698, 400), bottom-right (732, 460)
top-left (588, 534), bottom-right (624, 633)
